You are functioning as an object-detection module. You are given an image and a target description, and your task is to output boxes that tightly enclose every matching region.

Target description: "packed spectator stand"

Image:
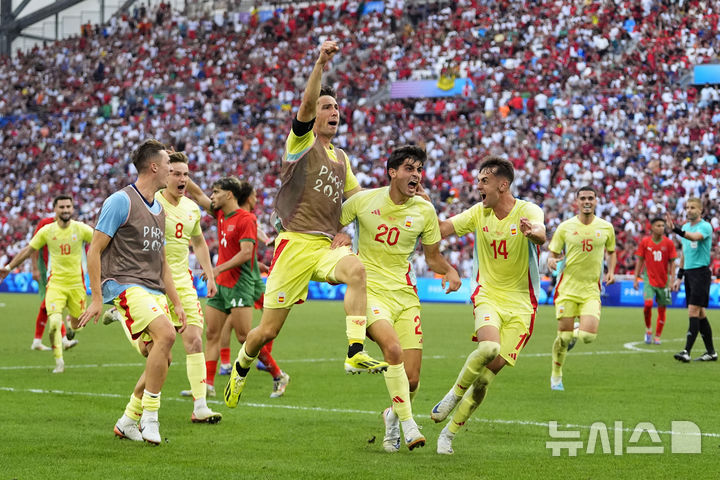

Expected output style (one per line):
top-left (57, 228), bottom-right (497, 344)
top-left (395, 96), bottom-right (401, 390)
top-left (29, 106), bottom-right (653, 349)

top-left (1, 0), bottom-right (719, 280)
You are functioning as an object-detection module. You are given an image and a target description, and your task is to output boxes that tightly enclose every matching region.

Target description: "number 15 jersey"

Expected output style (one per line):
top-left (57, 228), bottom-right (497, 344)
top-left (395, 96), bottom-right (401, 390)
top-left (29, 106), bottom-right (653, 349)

top-left (451, 199), bottom-right (544, 314)
top-left (548, 215), bottom-right (616, 299)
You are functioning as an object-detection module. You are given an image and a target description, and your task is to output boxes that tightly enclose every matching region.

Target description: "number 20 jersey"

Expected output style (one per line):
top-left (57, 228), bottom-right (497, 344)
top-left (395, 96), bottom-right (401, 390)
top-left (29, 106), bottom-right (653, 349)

top-left (451, 199), bottom-right (544, 314)
top-left (341, 187), bottom-right (441, 295)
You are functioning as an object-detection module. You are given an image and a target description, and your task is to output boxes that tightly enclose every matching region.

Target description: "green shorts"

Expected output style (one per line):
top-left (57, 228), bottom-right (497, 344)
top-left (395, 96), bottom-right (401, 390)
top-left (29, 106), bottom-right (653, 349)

top-left (207, 275), bottom-right (265, 313)
top-left (644, 283), bottom-right (672, 306)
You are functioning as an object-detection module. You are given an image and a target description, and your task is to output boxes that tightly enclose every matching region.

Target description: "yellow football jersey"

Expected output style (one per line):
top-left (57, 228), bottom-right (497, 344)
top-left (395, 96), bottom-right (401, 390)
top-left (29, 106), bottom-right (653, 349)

top-left (451, 199), bottom-right (544, 314)
top-left (155, 191), bottom-right (202, 285)
top-left (341, 187), bottom-right (441, 294)
top-left (29, 220), bottom-right (93, 286)
top-left (548, 215), bottom-right (616, 298)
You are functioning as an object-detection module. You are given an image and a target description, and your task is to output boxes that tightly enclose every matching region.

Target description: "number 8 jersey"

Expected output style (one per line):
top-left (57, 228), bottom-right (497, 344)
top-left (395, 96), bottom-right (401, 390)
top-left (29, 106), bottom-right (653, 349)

top-left (451, 199), bottom-right (544, 314)
top-left (155, 191), bottom-right (202, 289)
top-left (340, 186), bottom-right (441, 295)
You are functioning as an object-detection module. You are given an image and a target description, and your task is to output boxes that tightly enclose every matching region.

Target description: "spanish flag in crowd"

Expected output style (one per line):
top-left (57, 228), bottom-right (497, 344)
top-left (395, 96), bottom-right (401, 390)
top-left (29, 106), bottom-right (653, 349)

top-left (437, 74), bottom-right (456, 91)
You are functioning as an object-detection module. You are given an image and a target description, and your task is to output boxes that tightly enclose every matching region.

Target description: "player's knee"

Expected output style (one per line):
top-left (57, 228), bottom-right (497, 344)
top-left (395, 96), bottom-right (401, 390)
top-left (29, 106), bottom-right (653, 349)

top-left (383, 341), bottom-right (403, 364)
top-left (186, 336), bottom-right (203, 354)
top-left (644, 299), bottom-right (653, 308)
top-left (578, 330), bottom-right (596, 344)
top-left (474, 340), bottom-right (501, 365)
top-left (48, 313), bottom-right (63, 329)
top-left (154, 328), bottom-right (176, 350)
top-left (257, 324), bottom-right (279, 344)
top-left (234, 330), bottom-right (248, 344)
top-left (556, 330), bottom-right (574, 347)
top-left (344, 259), bottom-right (366, 287)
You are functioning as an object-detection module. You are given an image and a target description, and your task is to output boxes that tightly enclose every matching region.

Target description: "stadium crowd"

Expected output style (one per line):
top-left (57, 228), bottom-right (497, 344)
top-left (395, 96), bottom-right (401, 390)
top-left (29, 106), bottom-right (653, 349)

top-left (1, 0), bottom-right (720, 279)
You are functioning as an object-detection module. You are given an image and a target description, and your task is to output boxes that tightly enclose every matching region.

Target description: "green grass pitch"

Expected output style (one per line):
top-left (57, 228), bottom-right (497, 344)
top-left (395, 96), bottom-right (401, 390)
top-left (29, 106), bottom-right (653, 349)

top-left (0, 292), bottom-right (718, 479)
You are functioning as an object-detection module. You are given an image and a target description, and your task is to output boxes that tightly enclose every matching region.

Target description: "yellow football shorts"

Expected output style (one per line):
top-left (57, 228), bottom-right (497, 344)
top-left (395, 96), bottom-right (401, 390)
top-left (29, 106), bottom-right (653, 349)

top-left (45, 282), bottom-right (87, 318)
top-left (167, 283), bottom-right (204, 329)
top-left (367, 289), bottom-right (423, 350)
top-left (554, 294), bottom-right (601, 320)
top-left (114, 286), bottom-right (172, 344)
top-left (473, 302), bottom-right (534, 367)
top-left (263, 232), bottom-right (355, 309)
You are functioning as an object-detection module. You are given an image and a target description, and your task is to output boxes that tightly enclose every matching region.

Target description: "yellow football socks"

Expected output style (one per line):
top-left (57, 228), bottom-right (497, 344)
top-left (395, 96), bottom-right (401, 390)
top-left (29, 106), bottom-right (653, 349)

top-left (124, 394), bottom-right (143, 422)
top-left (552, 330), bottom-right (574, 377)
top-left (384, 363), bottom-right (412, 421)
top-left (452, 341), bottom-right (500, 396)
top-left (48, 313), bottom-right (63, 359)
top-left (346, 315), bottom-right (367, 346)
top-left (186, 352), bottom-right (206, 399)
top-left (142, 390), bottom-right (161, 412)
top-left (236, 343), bottom-right (257, 370)
top-left (578, 330), bottom-right (597, 344)
top-left (449, 367), bottom-right (496, 434)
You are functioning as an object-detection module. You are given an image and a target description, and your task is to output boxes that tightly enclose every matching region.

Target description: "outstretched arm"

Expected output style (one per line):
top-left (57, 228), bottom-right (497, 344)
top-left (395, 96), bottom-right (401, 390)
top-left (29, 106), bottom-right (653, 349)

top-left (186, 179), bottom-right (212, 212)
top-left (0, 245), bottom-right (38, 282)
top-left (297, 40), bottom-right (339, 123)
top-left (439, 220), bottom-right (456, 239)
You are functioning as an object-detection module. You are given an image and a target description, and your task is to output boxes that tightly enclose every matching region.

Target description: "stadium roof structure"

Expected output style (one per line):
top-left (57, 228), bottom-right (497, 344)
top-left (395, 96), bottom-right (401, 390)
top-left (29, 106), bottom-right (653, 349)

top-left (0, 0), bottom-right (137, 56)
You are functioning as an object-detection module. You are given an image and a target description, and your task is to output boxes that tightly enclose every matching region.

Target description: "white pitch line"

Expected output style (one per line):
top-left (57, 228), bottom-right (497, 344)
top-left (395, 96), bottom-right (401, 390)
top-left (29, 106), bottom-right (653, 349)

top-left (1, 385), bottom-right (717, 439)
top-left (0, 341), bottom-right (688, 371)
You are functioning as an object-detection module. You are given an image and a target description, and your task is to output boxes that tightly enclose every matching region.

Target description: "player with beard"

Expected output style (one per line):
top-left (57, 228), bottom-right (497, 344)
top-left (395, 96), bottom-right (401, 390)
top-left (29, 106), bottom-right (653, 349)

top-left (1, 195), bottom-right (92, 372)
top-left (547, 186), bottom-right (616, 391)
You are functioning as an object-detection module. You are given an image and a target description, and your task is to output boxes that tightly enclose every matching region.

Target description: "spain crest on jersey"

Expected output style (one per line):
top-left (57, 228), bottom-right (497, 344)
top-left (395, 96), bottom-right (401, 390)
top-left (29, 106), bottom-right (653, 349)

top-left (510, 224), bottom-right (518, 236)
top-left (405, 216), bottom-right (414, 228)
top-left (72, 233), bottom-right (78, 241)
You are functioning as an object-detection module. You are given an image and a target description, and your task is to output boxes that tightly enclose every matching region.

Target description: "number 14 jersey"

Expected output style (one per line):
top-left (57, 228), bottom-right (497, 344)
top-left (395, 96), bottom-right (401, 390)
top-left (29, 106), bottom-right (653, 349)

top-left (451, 199), bottom-right (544, 314)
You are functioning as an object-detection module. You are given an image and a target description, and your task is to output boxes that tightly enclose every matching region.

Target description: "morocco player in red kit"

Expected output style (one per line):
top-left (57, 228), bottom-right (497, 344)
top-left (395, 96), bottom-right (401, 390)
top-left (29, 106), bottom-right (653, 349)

top-left (633, 217), bottom-right (677, 344)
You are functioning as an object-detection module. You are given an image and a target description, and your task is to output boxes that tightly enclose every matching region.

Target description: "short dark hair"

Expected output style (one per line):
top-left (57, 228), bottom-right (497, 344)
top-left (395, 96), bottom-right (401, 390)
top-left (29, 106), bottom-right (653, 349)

top-left (478, 156), bottom-right (514, 184)
top-left (386, 145), bottom-right (426, 181)
top-left (53, 194), bottom-right (73, 207)
top-left (319, 84), bottom-right (336, 99)
top-left (237, 180), bottom-right (255, 206)
top-left (169, 151), bottom-right (188, 164)
top-left (650, 217), bottom-right (665, 225)
top-left (576, 185), bottom-right (597, 196)
top-left (212, 176), bottom-right (244, 203)
top-left (131, 139), bottom-right (166, 173)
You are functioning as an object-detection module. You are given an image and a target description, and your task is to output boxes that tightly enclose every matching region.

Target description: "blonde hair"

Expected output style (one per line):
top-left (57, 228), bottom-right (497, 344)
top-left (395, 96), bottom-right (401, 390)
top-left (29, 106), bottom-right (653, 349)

top-left (687, 197), bottom-right (703, 209)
